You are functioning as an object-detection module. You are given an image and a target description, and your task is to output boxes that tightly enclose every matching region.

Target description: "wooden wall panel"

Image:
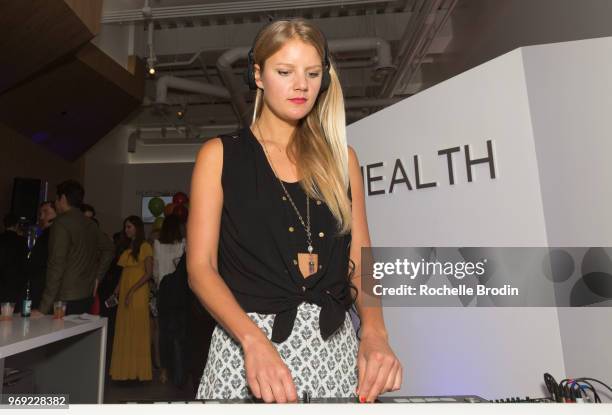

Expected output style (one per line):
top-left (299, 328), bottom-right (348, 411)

top-left (0, 0), bottom-right (102, 94)
top-left (0, 44), bottom-right (144, 161)
top-left (64, 0), bottom-right (103, 35)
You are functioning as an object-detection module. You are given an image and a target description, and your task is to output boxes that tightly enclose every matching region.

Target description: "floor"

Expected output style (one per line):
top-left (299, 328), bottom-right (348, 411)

top-left (104, 369), bottom-right (195, 403)
top-left (102, 316), bottom-right (199, 403)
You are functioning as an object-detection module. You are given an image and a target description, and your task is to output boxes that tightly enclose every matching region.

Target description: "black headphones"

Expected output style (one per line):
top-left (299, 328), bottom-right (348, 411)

top-left (244, 19), bottom-right (331, 94)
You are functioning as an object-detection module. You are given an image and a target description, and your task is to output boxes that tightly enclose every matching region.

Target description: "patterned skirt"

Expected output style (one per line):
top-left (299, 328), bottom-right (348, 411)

top-left (196, 302), bottom-right (359, 400)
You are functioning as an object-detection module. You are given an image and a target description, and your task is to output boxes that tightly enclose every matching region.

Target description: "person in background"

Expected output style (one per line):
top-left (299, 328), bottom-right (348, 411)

top-left (109, 215), bottom-right (154, 381)
top-left (147, 229), bottom-right (161, 246)
top-left (0, 213), bottom-right (28, 304)
top-left (31, 180), bottom-right (114, 316)
top-left (153, 214), bottom-right (186, 290)
top-left (25, 201), bottom-right (57, 309)
top-left (153, 214), bottom-right (186, 384)
top-left (80, 203), bottom-right (96, 220)
top-left (99, 232), bottom-right (127, 324)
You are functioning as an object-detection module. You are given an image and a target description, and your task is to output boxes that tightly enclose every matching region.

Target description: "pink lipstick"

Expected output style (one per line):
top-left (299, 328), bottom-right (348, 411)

top-left (289, 97), bottom-right (307, 104)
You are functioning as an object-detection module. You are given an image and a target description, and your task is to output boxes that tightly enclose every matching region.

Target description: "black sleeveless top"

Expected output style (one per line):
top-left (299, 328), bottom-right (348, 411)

top-left (217, 126), bottom-right (353, 343)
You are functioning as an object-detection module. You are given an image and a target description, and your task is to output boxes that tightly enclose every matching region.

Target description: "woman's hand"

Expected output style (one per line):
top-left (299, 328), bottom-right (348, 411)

top-left (242, 336), bottom-right (298, 403)
top-left (124, 287), bottom-right (134, 307)
top-left (356, 331), bottom-right (403, 402)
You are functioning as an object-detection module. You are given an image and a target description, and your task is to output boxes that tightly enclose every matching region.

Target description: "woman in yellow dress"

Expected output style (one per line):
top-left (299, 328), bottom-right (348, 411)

top-left (110, 215), bottom-right (153, 381)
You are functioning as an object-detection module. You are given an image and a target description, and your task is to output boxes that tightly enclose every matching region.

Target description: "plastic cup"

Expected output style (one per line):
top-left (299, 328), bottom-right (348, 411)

top-left (0, 302), bottom-right (15, 320)
top-left (53, 301), bottom-right (66, 319)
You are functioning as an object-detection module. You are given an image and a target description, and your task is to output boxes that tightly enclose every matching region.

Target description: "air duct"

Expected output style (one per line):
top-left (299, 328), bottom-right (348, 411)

top-left (155, 75), bottom-right (231, 105)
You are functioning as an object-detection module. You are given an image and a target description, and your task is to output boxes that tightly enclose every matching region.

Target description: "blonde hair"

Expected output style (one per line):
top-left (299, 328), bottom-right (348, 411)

top-left (251, 19), bottom-right (352, 235)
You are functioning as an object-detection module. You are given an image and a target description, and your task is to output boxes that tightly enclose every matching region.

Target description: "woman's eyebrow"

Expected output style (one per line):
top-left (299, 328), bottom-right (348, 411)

top-left (274, 62), bottom-right (323, 69)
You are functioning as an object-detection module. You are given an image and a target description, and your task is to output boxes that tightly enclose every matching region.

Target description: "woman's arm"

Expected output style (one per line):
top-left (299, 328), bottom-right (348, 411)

top-left (125, 255), bottom-right (154, 306)
top-left (347, 145), bottom-right (403, 402)
top-left (187, 138), bottom-right (297, 403)
top-left (347, 146), bottom-right (386, 340)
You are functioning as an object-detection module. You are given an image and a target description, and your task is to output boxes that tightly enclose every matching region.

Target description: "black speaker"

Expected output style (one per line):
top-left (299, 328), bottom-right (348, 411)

top-left (11, 177), bottom-right (42, 223)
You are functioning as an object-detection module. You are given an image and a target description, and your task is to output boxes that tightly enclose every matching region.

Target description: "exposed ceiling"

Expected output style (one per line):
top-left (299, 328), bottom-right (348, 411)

top-left (99, 0), bottom-right (458, 139)
top-left (95, 0), bottom-right (612, 161)
top-left (4, 0), bottom-right (611, 162)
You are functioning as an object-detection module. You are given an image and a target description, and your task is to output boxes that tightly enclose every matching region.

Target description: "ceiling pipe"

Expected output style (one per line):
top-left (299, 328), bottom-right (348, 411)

top-left (148, 95), bottom-right (406, 110)
top-left (329, 38), bottom-right (395, 73)
top-left (102, 0), bottom-right (392, 24)
top-left (143, 0), bottom-right (157, 72)
top-left (156, 47), bottom-right (211, 69)
top-left (152, 37), bottom-right (398, 124)
top-left (139, 124), bottom-right (239, 133)
top-left (216, 46), bottom-right (252, 125)
top-left (379, 0), bottom-right (457, 98)
top-left (135, 124), bottom-right (241, 146)
top-left (155, 75), bottom-right (231, 105)
top-left (158, 46), bottom-right (382, 70)
top-left (216, 37), bottom-right (396, 126)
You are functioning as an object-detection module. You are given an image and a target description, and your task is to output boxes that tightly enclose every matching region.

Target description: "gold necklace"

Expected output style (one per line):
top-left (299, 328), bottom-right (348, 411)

top-left (255, 124), bottom-right (316, 274)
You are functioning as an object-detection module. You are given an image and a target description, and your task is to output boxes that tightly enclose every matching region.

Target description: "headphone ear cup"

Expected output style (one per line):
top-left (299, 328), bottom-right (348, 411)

top-left (245, 49), bottom-right (258, 90)
top-left (247, 67), bottom-right (257, 90)
top-left (320, 67), bottom-right (331, 93)
top-left (243, 68), bottom-right (255, 90)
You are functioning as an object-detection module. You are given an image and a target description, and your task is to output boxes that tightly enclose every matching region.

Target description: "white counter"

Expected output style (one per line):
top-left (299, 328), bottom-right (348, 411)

top-left (0, 314), bottom-right (107, 403)
top-left (0, 314), bottom-right (106, 358)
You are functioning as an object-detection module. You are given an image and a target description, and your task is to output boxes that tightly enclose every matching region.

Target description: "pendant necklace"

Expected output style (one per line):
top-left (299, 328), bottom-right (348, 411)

top-left (255, 124), bottom-right (316, 274)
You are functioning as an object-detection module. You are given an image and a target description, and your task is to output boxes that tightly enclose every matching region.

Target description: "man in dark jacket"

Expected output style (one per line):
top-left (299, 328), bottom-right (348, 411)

top-left (0, 213), bottom-right (28, 303)
top-left (25, 201), bottom-right (57, 309)
top-left (32, 180), bottom-right (114, 316)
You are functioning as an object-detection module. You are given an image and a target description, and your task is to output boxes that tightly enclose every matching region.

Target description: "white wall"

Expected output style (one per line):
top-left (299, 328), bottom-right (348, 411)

top-left (83, 124), bottom-right (129, 235)
top-left (347, 37), bottom-right (612, 401)
top-left (120, 162), bottom-right (193, 233)
top-left (350, 47), bottom-right (548, 246)
top-left (522, 37), bottom-right (612, 400)
top-left (522, 37), bottom-right (612, 246)
top-left (84, 124), bottom-right (195, 235)
top-left (91, 24), bottom-right (131, 70)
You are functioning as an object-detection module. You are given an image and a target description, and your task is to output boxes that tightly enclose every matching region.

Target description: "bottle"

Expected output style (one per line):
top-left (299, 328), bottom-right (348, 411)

top-left (21, 280), bottom-right (32, 317)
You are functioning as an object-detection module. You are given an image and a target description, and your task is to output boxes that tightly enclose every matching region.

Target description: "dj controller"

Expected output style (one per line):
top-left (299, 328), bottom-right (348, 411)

top-left (121, 373), bottom-right (607, 404)
top-left (202, 395), bottom-right (489, 404)
top-left (124, 394), bottom-right (555, 404)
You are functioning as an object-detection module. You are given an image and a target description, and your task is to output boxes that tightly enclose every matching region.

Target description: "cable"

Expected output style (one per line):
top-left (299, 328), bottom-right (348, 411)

top-left (576, 380), bottom-right (602, 403)
top-left (576, 380), bottom-right (601, 403)
top-left (575, 378), bottom-right (612, 394)
top-left (568, 380), bottom-right (582, 399)
top-left (551, 375), bottom-right (607, 403)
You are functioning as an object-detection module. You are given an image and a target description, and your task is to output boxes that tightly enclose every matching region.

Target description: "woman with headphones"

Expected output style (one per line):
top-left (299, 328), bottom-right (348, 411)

top-left (188, 18), bottom-right (402, 403)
